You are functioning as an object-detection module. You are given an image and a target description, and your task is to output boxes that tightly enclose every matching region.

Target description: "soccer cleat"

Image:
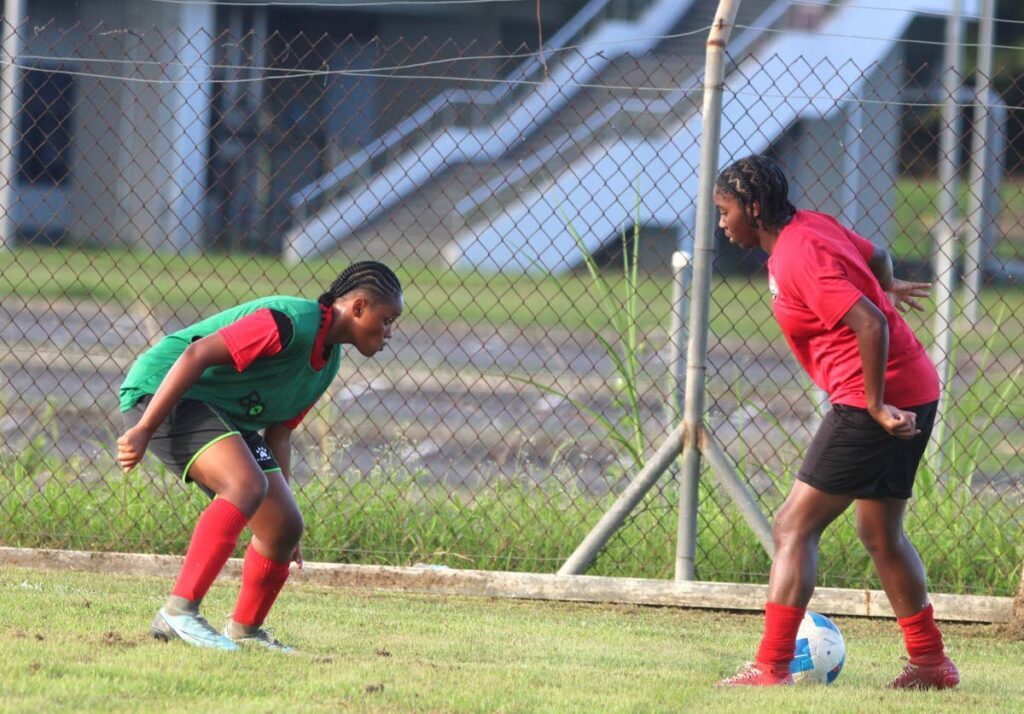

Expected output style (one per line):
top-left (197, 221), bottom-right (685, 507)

top-left (888, 656), bottom-right (960, 690)
top-left (151, 608), bottom-right (240, 651)
top-left (717, 661), bottom-right (795, 687)
top-left (223, 626), bottom-right (296, 654)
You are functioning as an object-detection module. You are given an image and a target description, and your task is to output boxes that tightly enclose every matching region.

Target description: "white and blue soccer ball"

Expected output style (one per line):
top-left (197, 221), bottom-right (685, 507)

top-left (792, 611), bottom-right (846, 684)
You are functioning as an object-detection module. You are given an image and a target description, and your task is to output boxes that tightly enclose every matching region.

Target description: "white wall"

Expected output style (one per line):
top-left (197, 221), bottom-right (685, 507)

top-left (14, 0), bottom-right (213, 250)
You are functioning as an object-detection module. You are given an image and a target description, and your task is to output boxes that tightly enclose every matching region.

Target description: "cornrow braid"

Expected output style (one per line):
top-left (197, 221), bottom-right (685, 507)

top-left (318, 261), bottom-right (402, 307)
top-left (715, 154), bottom-right (796, 231)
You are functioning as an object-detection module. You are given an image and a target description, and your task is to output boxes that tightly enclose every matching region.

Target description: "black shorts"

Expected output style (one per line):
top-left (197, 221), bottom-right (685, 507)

top-left (123, 396), bottom-right (280, 497)
top-left (796, 401), bottom-right (937, 500)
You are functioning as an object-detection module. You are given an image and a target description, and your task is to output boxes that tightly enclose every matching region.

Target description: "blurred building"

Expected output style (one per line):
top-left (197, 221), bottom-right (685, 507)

top-left (5, 0), bottom-right (587, 251)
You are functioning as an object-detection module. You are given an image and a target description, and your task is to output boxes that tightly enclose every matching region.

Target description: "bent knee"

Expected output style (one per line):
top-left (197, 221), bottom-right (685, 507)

top-left (280, 512), bottom-right (304, 550)
top-left (225, 470), bottom-right (270, 516)
top-left (264, 512), bottom-right (304, 554)
top-left (856, 524), bottom-right (904, 555)
top-left (772, 517), bottom-right (824, 552)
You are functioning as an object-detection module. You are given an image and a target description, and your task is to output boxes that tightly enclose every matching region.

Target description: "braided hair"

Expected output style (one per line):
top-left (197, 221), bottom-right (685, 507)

top-left (715, 154), bottom-right (796, 231)
top-left (318, 261), bottom-right (402, 307)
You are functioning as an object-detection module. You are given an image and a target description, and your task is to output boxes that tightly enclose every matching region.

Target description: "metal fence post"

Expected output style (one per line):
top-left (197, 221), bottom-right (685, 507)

top-left (962, 0), bottom-right (995, 324)
top-left (557, 421), bottom-right (688, 576)
top-left (928, 0), bottom-right (964, 475)
top-left (675, 0), bottom-right (741, 582)
top-left (669, 247), bottom-right (693, 423)
top-left (0, 0), bottom-right (25, 248)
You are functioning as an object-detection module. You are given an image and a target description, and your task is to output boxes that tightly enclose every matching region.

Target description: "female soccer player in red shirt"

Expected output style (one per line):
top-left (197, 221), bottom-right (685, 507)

top-left (117, 261), bottom-right (403, 652)
top-left (712, 156), bottom-right (958, 690)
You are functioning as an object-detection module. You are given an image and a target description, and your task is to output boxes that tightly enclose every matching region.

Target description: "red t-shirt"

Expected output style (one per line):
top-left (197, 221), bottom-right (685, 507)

top-left (767, 210), bottom-right (939, 408)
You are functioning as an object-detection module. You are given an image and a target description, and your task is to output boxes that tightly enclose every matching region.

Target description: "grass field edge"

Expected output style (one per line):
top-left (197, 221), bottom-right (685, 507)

top-left (0, 546), bottom-right (1012, 624)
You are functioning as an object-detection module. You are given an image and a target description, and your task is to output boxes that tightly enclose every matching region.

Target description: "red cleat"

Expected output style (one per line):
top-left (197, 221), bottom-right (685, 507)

top-left (717, 662), bottom-right (794, 687)
top-left (888, 656), bottom-right (960, 690)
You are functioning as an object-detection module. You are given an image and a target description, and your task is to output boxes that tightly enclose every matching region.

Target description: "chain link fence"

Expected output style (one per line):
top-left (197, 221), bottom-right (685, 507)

top-left (0, 16), bottom-right (1021, 596)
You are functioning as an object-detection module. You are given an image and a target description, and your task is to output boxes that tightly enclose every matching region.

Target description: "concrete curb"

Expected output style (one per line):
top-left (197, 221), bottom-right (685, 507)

top-left (0, 546), bottom-right (1011, 623)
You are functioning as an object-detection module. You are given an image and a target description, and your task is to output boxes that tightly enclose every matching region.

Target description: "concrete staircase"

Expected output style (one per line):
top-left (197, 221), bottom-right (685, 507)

top-left (288, 0), bottom-right (792, 263)
top-left (456, 0), bottom-right (783, 238)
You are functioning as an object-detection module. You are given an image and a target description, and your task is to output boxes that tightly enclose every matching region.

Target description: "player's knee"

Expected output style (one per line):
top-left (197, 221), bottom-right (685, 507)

top-left (773, 513), bottom-right (824, 554)
top-left (279, 511), bottom-right (304, 551)
top-left (772, 509), bottom-right (799, 549)
top-left (772, 517), bottom-right (788, 548)
top-left (856, 522), bottom-right (901, 555)
top-left (229, 470), bottom-right (270, 515)
top-left (259, 514), bottom-right (303, 557)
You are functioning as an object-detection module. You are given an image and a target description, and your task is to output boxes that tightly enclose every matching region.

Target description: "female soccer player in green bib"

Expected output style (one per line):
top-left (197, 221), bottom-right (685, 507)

top-left (117, 261), bottom-right (403, 652)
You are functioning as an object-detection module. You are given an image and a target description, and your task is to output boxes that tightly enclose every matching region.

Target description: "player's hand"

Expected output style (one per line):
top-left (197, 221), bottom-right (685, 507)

top-left (291, 544), bottom-right (304, 570)
top-left (887, 278), bottom-right (930, 313)
top-left (868, 404), bottom-right (920, 440)
top-left (116, 425), bottom-right (153, 471)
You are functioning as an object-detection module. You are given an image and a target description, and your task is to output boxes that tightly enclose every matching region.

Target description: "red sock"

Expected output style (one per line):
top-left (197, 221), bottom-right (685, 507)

top-left (756, 602), bottom-right (806, 674)
top-left (232, 543), bottom-right (292, 628)
top-left (898, 603), bottom-right (947, 666)
top-left (172, 498), bottom-right (249, 602)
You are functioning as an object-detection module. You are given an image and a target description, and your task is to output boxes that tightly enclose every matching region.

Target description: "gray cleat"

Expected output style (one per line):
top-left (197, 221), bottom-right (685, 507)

top-left (223, 625), bottom-right (296, 653)
top-left (151, 607), bottom-right (240, 651)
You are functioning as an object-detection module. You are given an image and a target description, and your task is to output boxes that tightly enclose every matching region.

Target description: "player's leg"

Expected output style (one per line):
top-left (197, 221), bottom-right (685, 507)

top-left (856, 497), bottom-right (958, 689)
top-left (767, 482), bottom-right (854, 606)
top-left (720, 405), bottom-right (858, 687)
top-left (152, 435), bottom-right (269, 650)
top-left (719, 481), bottom-right (853, 686)
top-left (169, 434), bottom-right (270, 601)
top-left (856, 399), bottom-right (956, 689)
top-left (128, 397), bottom-right (270, 650)
top-left (224, 467), bottom-right (302, 652)
top-left (856, 498), bottom-right (927, 617)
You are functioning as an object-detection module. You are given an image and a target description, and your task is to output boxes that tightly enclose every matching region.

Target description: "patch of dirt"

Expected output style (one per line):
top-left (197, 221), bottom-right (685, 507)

top-left (101, 630), bottom-right (138, 647)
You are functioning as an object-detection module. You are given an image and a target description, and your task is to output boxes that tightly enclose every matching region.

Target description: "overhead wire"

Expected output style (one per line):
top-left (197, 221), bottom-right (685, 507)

top-left (0, 56), bottom-right (1010, 107)
top-left (0, 10), bottom-right (1016, 103)
top-left (0, 56), bottom-right (709, 94)
top-left (3, 23), bottom-right (716, 85)
top-left (7, 8), bottom-right (1019, 91)
top-left (147, 0), bottom-right (527, 7)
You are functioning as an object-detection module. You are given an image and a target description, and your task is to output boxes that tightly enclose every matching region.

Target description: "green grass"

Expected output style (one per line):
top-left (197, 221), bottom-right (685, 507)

top-left (3, 244), bottom-right (677, 334)
top-left (5, 244), bottom-right (1024, 354)
top-left (2, 447), bottom-right (1021, 596)
top-left (893, 178), bottom-right (1024, 261)
top-left (1, 566), bottom-right (1022, 713)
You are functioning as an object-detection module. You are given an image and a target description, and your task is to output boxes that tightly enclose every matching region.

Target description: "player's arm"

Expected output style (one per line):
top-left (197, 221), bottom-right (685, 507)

top-left (845, 226), bottom-right (930, 312)
top-left (268, 403), bottom-right (313, 479)
top-left (866, 245), bottom-right (894, 290)
top-left (118, 309), bottom-right (290, 472)
top-left (868, 244), bottom-right (930, 313)
top-left (264, 423), bottom-right (293, 482)
top-left (117, 334), bottom-right (234, 471)
top-left (840, 298), bottom-right (919, 440)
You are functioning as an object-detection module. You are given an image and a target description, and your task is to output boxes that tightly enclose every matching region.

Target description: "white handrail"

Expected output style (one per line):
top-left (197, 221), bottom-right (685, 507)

top-left (455, 0), bottom-right (793, 219)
